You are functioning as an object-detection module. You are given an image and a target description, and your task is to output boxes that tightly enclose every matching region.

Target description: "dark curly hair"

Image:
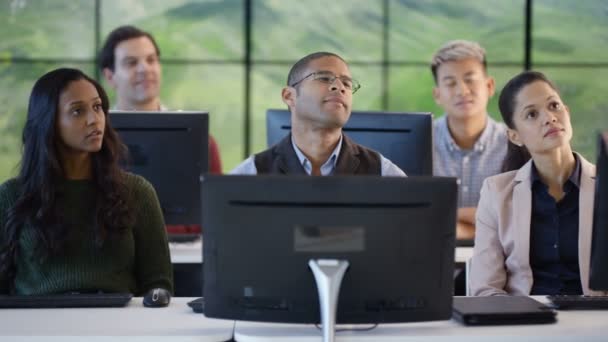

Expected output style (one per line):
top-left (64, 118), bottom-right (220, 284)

top-left (0, 68), bottom-right (134, 285)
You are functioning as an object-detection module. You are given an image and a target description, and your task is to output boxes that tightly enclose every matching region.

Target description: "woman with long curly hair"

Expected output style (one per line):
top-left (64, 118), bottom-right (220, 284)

top-left (0, 68), bottom-right (173, 296)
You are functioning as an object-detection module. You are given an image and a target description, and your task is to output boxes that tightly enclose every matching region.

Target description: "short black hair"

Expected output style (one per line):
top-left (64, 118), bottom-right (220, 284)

top-left (98, 25), bottom-right (160, 71)
top-left (287, 52), bottom-right (346, 87)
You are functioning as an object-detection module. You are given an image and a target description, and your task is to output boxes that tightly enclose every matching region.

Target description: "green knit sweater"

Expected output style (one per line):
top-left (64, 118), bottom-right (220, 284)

top-left (0, 173), bottom-right (173, 295)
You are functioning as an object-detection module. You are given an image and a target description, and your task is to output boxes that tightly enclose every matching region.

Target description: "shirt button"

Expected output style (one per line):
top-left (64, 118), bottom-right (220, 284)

top-left (462, 186), bottom-right (469, 192)
top-left (463, 157), bottom-right (469, 164)
top-left (553, 244), bottom-right (558, 249)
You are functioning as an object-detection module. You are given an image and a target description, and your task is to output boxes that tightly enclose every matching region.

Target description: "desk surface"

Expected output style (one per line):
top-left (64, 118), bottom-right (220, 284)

top-left (170, 240), bottom-right (203, 263)
top-left (169, 241), bottom-right (473, 265)
top-left (455, 246), bottom-right (473, 263)
top-left (3, 296), bottom-right (607, 341)
top-left (0, 297), bottom-right (233, 341)
top-left (233, 297), bottom-right (608, 342)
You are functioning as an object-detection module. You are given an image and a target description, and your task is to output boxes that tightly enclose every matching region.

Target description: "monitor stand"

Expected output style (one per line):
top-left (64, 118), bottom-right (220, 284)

top-left (308, 259), bottom-right (350, 342)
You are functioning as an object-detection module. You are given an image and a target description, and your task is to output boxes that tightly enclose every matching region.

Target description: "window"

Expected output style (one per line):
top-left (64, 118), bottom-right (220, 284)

top-left (1, 0), bottom-right (606, 181)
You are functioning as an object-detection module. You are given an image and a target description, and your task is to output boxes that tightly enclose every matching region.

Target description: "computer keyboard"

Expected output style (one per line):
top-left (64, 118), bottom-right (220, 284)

top-left (0, 293), bottom-right (133, 309)
top-left (547, 295), bottom-right (608, 310)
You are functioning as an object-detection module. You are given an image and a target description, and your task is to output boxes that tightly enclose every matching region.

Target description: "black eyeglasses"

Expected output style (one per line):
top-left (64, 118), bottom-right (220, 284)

top-left (290, 71), bottom-right (361, 94)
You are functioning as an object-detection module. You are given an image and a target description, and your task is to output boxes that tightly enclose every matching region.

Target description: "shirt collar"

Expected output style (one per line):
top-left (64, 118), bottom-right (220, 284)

top-left (531, 153), bottom-right (582, 189)
top-left (291, 135), bottom-right (343, 176)
top-left (111, 102), bottom-right (166, 111)
top-left (439, 114), bottom-right (494, 153)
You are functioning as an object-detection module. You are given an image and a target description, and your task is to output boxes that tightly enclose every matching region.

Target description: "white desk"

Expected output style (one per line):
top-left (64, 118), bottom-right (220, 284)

top-left (455, 247), bottom-right (473, 264)
top-left (6, 296), bottom-right (607, 342)
top-left (170, 240), bottom-right (203, 264)
top-left (0, 297), bottom-right (234, 341)
top-left (233, 297), bottom-right (608, 341)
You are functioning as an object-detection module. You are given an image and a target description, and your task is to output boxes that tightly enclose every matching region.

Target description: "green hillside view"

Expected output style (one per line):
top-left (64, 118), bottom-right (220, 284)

top-left (1, 0), bottom-right (607, 182)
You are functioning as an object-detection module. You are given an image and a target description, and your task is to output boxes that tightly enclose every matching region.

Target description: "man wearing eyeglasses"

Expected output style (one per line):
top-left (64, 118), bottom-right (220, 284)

top-left (231, 51), bottom-right (405, 176)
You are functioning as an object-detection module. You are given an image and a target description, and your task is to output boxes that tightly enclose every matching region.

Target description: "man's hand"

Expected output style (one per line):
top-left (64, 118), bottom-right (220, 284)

top-left (456, 207), bottom-right (476, 240)
top-left (456, 221), bottom-right (475, 240)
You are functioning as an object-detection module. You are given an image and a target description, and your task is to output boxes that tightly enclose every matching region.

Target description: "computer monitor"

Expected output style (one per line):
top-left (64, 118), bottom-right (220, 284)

top-left (590, 131), bottom-right (608, 290)
top-left (202, 175), bottom-right (457, 324)
top-left (266, 109), bottom-right (433, 175)
top-left (109, 111), bottom-right (208, 239)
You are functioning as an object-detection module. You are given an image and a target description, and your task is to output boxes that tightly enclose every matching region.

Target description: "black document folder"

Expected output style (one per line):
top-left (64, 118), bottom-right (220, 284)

top-left (452, 296), bottom-right (557, 325)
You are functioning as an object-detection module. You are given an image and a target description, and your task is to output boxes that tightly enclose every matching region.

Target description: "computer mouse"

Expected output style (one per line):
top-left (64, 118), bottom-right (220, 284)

top-left (143, 288), bottom-right (171, 308)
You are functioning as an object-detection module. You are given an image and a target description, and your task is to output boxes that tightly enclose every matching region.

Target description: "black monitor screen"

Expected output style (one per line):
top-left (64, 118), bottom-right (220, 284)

top-left (110, 111), bottom-right (208, 228)
top-left (266, 109), bottom-right (433, 175)
top-left (202, 175), bottom-right (457, 324)
top-left (590, 131), bottom-right (608, 290)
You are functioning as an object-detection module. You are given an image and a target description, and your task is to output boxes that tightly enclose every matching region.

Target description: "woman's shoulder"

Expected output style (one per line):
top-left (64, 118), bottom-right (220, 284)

top-left (576, 152), bottom-right (595, 175)
top-left (123, 172), bottom-right (154, 190)
top-left (124, 172), bottom-right (158, 202)
top-left (483, 169), bottom-right (520, 191)
top-left (0, 178), bottom-right (20, 201)
top-left (0, 179), bottom-right (21, 219)
top-left (0, 177), bottom-right (19, 188)
top-left (121, 173), bottom-right (163, 220)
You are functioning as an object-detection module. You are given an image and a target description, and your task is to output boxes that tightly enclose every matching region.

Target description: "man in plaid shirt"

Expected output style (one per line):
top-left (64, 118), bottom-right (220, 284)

top-left (431, 40), bottom-right (508, 241)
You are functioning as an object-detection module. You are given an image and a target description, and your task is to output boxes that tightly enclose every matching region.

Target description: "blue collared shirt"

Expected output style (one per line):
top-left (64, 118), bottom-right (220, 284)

top-left (529, 155), bottom-right (582, 295)
top-left (433, 115), bottom-right (508, 207)
top-left (291, 135), bottom-right (342, 176)
top-left (230, 137), bottom-right (406, 177)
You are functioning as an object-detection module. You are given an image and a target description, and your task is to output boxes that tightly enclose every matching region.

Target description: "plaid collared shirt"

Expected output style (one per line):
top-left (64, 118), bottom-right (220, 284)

top-left (433, 115), bottom-right (508, 207)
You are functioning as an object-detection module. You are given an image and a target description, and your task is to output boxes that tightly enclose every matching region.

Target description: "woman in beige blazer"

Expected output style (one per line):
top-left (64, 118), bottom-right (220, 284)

top-left (470, 71), bottom-right (604, 296)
